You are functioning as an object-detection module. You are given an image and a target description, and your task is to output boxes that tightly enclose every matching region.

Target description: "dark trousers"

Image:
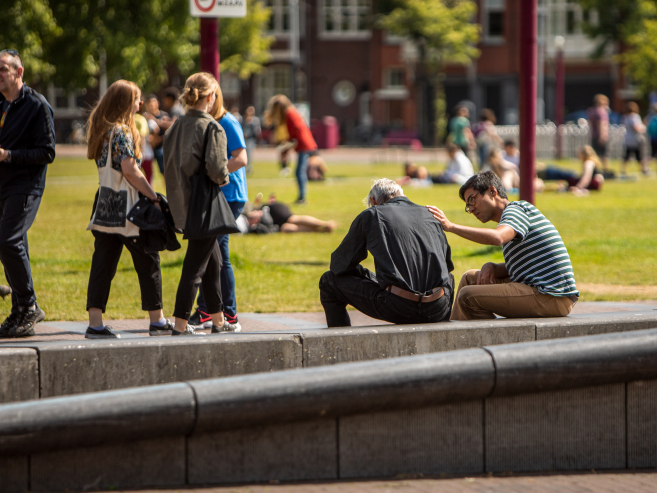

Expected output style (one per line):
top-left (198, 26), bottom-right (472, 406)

top-left (0, 194), bottom-right (42, 309)
top-left (87, 231), bottom-right (163, 313)
top-left (197, 201), bottom-right (245, 317)
top-left (153, 146), bottom-right (165, 175)
top-left (319, 266), bottom-right (453, 327)
top-left (174, 236), bottom-right (223, 320)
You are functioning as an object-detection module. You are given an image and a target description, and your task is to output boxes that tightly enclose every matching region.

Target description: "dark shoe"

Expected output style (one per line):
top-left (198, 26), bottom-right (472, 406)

top-left (188, 309), bottom-right (212, 329)
top-left (10, 304), bottom-right (46, 338)
top-left (172, 325), bottom-right (198, 336)
top-left (294, 199), bottom-right (307, 205)
top-left (149, 319), bottom-right (174, 337)
top-left (0, 310), bottom-right (19, 338)
top-left (0, 285), bottom-right (11, 299)
top-left (211, 324), bottom-right (225, 333)
top-left (85, 325), bottom-right (121, 339)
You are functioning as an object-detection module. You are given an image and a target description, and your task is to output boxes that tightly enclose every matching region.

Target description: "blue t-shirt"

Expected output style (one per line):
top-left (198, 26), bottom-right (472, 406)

top-left (218, 112), bottom-right (248, 203)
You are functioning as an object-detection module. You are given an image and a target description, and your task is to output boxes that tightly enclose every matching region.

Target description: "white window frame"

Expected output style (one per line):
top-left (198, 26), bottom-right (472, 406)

top-left (318, 0), bottom-right (371, 41)
top-left (264, 0), bottom-right (305, 39)
top-left (481, 0), bottom-right (505, 45)
top-left (254, 65), bottom-right (307, 113)
top-left (384, 67), bottom-right (405, 89)
top-left (46, 84), bottom-right (85, 118)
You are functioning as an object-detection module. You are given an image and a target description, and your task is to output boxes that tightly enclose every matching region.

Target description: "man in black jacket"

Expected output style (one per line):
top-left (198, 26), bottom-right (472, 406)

top-left (0, 49), bottom-right (55, 338)
top-left (319, 178), bottom-right (454, 327)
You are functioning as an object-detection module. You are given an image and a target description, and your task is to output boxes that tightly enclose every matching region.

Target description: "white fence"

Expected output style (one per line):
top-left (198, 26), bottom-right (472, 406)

top-left (494, 123), bottom-right (650, 160)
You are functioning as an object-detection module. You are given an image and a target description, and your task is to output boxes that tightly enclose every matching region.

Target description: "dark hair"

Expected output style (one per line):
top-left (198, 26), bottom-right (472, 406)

top-left (459, 171), bottom-right (508, 201)
top-left (504, 140), bottom-right (516, 147)
top-left (480, 108), bottom-right (496, 123)
top-left (145, 93), bottom-right (158, 102)
top-left (446, 143), bottom-right (459, 153)
top-left (164, 87), bottom-right (180, 99)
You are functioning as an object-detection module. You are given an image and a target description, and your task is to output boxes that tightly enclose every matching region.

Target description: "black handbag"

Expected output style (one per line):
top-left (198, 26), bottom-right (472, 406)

top-left (183, 125), bottom-right (240, 239)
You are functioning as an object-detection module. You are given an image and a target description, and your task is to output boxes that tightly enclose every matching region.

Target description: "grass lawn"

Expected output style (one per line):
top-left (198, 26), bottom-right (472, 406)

top-left (19, 154), bottom-right (657, 321)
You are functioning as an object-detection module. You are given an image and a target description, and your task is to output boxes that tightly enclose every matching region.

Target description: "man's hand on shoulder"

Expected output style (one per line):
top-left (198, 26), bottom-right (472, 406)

top-left (0, 149), bottom-right (8, 162)
top-left (426, 205), bottom-right (453, 232)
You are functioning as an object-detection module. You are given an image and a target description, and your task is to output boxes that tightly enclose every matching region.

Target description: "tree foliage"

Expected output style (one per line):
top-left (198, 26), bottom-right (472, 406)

top-left (2, 0), bottom-right (272, 93)
top-left (0, 0), bottom-right (61, 85)
top-left (579, 0), bottom-right (657, 96)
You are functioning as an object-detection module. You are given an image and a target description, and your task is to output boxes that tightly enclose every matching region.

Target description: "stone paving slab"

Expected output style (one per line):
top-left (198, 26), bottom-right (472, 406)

top-left (0, 301), bottom-right (655, 344)
top-left (113, 471), bottom-right (657, 493)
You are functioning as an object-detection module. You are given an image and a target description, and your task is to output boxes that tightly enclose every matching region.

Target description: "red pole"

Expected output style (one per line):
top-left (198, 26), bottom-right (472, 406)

top-left (519, 0), bottom-right (537, 204)
top-left (555, 40), bottom-right (565, 159)
top-left (200, 18), bottom-right (220, 82)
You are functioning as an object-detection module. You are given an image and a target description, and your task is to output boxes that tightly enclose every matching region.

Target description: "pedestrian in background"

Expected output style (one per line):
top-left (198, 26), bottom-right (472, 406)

top-left (448, 106), bottom-right (475, 156)
top-left (144, 94), bottom-right (172, 182)
top-left (0, 49), bottom-right (55, 338)
top-left (587, 94), bottom-right (610, 172)
top-left (163, 72), bottom-right (229, 335)
top-left (242, 106), bottom-right (261, 175)
top-left (473, 108), bottom-right (502, 170)
top-left (621, 101), bottom-right (648, 176)
top-left (85, 80), bottom-right (170, 339)
top-left (162, 87), bottom-right (185, 120)
top-left (266, 95), bottom-right (317, 204)
top-left (189, 85), bottom-right (248, 333)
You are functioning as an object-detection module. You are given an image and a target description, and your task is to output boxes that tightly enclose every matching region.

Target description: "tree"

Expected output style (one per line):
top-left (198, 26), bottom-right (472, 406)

top-left (6, 0), bottom-right (272, 94)
top-left (377, 0), bottom-right (479, 143)
top-left (0, 0), bottom-right (61, 86)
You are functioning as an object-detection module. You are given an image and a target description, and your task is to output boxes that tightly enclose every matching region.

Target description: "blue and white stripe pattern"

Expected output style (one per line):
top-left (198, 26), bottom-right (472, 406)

top-left (499, 201), bottom-right (579, 297)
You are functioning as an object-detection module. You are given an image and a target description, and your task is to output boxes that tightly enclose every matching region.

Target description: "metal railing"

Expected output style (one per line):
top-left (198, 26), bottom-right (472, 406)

top-left (495, 123), bottom-right (650, 160)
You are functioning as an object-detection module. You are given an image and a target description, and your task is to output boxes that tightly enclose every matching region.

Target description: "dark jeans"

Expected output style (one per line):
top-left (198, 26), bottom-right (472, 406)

top-left (0, 194), bottom-right (41, 308)
top-left (319, 266), bottom-right (453, 327)
top-left (153, 146), bottom-right (164, 175)
top-left (540, 166), bottom-right (577, 181)
top-left (196, 201), bottom-right (244, 317)
top-left (87, 231), bottom-right (163, 313)
top-left (296, 151), bottom-right (310, 201)
top-left (174, 236), bottom-right (223, 320)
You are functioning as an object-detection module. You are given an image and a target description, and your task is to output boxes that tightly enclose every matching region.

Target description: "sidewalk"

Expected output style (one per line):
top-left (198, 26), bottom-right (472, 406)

top-left (2, 301), bottom-right (656, 343)
top-left (119, 471), bottom-right (657, 493)
top-left (55, 144), bottom-right (448, 164)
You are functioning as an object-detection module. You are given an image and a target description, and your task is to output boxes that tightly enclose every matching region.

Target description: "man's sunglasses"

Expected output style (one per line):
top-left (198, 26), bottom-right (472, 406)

top-left (0, 49), bottom-right (23, 67)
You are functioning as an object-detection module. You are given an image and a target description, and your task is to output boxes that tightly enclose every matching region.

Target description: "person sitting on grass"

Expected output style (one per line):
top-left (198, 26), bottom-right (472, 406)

top-left (431, 143), bottom-right (474, 185)
top-left (319, 179), bottom-right (454, 327)
top-left (561, 145), bottom-right (605, 195)
top-left (427, 171), bottom-right (579, 320)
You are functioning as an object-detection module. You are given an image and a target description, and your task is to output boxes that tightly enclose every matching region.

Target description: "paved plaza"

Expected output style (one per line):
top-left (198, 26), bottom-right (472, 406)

top-left (1, 300), bottom-right (654, 343)
top-left (121, 471), bottom-right (657, 492)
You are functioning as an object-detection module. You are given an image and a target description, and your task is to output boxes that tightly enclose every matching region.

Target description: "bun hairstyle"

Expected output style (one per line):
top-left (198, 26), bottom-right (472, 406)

top-left (181, 72), bottom-right (219, 108)
top-left (87, 79), bottom-right (142, 161)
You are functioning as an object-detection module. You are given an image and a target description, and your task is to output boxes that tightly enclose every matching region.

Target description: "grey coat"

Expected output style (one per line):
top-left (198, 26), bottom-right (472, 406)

top-left (163, 109), bottom-right (229, 230)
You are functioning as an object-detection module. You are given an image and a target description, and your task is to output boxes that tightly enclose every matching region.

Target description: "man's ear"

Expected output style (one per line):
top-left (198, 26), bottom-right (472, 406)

top-left (17, 67), bottom-right (23, 79)
top-left (489, 186), bottom-right (497, 198)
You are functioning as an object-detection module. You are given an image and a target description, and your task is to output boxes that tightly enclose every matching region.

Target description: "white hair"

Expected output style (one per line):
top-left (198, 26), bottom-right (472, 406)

top-left (367, 178), bottom-right (403, 207)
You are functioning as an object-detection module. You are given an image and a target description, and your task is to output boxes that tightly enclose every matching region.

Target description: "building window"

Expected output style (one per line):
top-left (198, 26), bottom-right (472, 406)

top-left (319, 0), bottom-right (371, 39)
top-left (546, 0), bottom-right (596, 36)
top-left (255, 65), bottom-right (307, 113)
top-left (385, 68), bottom-right (405, 88)
top-left (266, 0), bottom-right (290, 34)
top-left (482, 0), bottom-right (505, 42)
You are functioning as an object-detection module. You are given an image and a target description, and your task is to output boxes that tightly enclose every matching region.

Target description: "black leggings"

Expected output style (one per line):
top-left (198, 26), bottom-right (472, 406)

top-left (173, 236), bottom-right (223, 320)
top-left (87, 231), bottom-right (162, 313)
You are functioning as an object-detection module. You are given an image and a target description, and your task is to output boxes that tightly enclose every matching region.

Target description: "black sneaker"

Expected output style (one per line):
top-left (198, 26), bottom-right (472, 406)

top-left (188, 309), bottom-right (212, 329)
top-left (172, 325), bottom-right (198, 336)
top-left (211, 324), bottom-right (226, 334)
top-left (149, 319), bottom-right (174, 337)
top-left (0, 309), bottom-right (19, 338)
top-left (10, 304), bottom-right (46, 338)
top-left (85, 325), bottom-right (121, 339)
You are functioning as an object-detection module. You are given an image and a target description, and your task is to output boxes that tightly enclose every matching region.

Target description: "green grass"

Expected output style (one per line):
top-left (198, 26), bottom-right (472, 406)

top-left (20, 155), bottom-right (657, 321)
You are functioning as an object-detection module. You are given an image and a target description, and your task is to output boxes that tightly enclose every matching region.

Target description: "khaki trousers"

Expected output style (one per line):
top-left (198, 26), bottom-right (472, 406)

top-left (450, 269), bottom-right (575, 320)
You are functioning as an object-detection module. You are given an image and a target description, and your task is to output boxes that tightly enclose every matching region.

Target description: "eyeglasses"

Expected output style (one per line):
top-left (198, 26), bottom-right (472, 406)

top-left (464, 191), bottom-right (480, 214)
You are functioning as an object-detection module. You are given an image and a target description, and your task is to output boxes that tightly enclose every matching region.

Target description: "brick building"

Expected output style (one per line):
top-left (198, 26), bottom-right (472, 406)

top-left (225, 0), bottom-right (622, 145)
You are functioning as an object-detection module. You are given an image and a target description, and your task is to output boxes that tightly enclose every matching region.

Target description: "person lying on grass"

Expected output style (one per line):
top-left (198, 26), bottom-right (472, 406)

top-left (236, 197), bottom-right (336, 234)
top-left (319, 178), bottom-right (454, 327)
top-left (427, 171), bottom-right (579, 320)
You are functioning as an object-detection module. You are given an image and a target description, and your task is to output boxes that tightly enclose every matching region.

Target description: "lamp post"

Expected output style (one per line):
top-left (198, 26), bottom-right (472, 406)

top-left (200, 18), bottom-right (220, 82)
top-left (555, 35), bottom-right (565, 159)
top-left (519, 0), bottom-right (537, 204)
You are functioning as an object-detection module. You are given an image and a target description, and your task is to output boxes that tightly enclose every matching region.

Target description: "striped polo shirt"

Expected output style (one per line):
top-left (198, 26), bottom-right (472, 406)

top-left (499, 201), bottom-right (579, 297)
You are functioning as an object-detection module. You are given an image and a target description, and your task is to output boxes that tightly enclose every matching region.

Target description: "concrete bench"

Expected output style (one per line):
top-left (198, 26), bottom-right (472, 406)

top-left (1, 311), bottom-right (656, 403)
top-left (2, 328), bottom-right (657, 491)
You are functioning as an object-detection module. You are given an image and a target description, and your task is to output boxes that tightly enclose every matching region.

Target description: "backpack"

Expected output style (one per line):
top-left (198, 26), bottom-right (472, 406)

top-left (648, 115), bottom-right (657, 139)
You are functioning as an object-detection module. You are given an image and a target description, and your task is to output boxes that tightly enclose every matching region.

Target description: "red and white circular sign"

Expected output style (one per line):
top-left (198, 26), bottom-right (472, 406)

top-left (194, 0), bottom-right (216, 12)
top-left (190, 0), bottom-right (246, 17)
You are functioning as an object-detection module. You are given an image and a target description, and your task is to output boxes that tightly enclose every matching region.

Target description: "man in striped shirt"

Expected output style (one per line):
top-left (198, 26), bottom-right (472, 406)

top-left (427, 171), bottom-right (579, 320)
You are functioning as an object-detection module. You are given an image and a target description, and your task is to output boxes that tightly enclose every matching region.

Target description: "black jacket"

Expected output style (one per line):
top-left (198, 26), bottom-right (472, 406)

top-left (0, 85), bottom-right (56, 197)
top-left (128, 193), bottom-right (181, 253)
top-left (330, 196), bottom-right (454, 294)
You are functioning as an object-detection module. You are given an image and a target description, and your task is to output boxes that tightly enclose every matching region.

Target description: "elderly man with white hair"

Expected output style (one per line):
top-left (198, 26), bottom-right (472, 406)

top-left (319, 178), bottom-right (454, 327)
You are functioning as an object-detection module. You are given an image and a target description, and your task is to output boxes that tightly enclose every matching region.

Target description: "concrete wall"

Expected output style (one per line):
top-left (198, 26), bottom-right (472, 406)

top-left (1, 312), bottom-right (656, 402)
